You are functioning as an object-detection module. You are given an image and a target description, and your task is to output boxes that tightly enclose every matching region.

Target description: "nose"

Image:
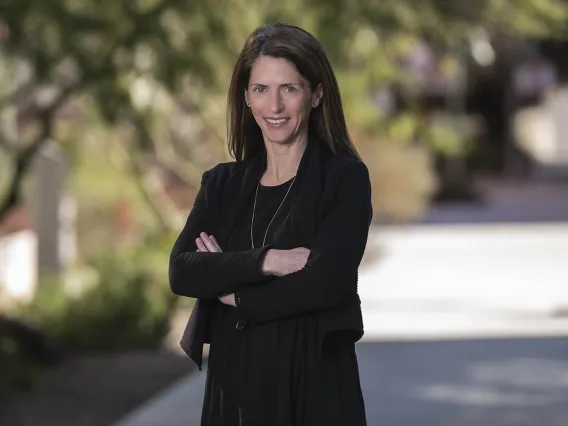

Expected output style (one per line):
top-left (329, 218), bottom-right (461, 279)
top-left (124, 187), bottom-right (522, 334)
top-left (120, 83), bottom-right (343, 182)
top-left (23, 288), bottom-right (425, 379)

top-left (268, 89), bottom-right (284, 114)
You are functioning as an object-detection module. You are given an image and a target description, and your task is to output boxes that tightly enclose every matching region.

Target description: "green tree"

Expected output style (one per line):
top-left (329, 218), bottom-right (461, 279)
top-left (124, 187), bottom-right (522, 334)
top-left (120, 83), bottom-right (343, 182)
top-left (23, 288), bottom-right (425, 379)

top-left (0, 0), bottom-right (567, 227)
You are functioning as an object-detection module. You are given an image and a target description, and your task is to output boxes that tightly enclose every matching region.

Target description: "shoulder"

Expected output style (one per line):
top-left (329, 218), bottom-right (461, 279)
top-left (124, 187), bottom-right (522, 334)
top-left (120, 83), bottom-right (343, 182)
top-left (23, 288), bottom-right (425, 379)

top-left (200, 161), bottom-right (244, 187)
top-left (319, 153), bottom-right (373, 224)
top-left (322, 154), bottom-right (370, 190)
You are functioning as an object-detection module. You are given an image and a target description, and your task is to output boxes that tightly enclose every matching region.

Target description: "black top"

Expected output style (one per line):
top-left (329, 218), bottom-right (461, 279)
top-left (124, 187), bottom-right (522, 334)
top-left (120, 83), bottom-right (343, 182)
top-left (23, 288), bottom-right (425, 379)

top-left (169, 157), bottom-right (371, 324)
top-left (169, 155), bottom-right (372, 426)
top-left (200, 179), bottom-right (366, 426)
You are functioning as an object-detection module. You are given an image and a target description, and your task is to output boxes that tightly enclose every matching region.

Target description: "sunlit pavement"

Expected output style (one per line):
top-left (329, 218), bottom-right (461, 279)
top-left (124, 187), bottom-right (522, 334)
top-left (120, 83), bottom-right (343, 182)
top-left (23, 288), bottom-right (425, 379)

top-left (359, 223), bottom-right (568, 341)
top-left (114, 218), bottom-right (568, 426)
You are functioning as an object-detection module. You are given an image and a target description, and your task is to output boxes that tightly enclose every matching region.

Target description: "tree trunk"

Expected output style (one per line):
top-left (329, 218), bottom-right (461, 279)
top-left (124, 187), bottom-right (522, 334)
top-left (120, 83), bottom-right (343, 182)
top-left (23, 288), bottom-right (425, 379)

top-left (0, 84), bottom-right (78, 222)
top-left (0, 138), bottom-right (48, 221)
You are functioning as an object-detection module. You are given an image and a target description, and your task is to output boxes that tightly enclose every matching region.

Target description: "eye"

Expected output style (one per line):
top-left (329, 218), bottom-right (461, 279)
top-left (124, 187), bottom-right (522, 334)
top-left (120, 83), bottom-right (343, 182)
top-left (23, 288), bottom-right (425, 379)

top-left (253, 86), bottom-right (266, 93)
top-left (283, 86), bottom-right (297, 93)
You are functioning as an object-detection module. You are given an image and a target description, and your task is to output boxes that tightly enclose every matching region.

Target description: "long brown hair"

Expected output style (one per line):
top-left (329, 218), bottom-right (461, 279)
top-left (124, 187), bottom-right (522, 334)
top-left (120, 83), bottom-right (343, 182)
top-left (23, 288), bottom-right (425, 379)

top-left (227, 23), bottom-right (360, 162)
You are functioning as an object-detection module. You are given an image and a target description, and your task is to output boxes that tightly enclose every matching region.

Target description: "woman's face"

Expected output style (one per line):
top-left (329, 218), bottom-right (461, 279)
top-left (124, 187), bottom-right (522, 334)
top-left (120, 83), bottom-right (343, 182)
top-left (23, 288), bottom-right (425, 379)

top-left (245, 56), bottom-right (321, 147)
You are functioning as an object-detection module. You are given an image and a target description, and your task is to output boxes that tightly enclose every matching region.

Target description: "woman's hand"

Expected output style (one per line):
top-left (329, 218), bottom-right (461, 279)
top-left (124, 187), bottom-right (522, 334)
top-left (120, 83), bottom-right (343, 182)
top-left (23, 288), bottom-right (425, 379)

top-left (195, 233), bottom-right (235, 305)
top-left (262, 248), bottom-right (310, 277)
top-left (196, 232), bottom-right (222, 252)
top-left (218, 293), bottom-right (236, 307)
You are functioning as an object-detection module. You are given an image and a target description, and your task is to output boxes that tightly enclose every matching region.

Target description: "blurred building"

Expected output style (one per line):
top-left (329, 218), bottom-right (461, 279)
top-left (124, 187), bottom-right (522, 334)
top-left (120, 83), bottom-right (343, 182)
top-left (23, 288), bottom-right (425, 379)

top-left (0, 206), bottom-right (36, 306)
top-left (391, 31), bottom-right (568, 194)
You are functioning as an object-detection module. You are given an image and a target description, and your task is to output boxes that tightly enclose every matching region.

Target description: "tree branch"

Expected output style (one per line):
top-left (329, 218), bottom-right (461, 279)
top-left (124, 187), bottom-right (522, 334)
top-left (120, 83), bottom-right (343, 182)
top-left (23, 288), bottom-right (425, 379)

top-left (127, 110), bottom-right (184, 234)
top-left (127, 148), bottom-right (181, 235)
top-left (0, 84), bottom-right (80, 221)
top-left (153, 129), bottom-right (202, 187)
top-left (0, 133), bottom-right (48, 220)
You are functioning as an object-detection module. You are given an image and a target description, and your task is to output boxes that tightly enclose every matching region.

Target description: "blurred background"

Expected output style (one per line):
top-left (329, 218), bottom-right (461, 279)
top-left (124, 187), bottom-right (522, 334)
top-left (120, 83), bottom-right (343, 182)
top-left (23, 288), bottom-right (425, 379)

top-left (1, 1), bottom-right (568, 425)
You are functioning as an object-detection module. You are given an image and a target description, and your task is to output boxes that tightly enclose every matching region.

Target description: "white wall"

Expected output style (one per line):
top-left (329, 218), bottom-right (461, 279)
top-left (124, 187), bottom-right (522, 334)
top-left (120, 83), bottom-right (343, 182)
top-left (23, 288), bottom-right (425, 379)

top-left (0, 230), bottom-right (37, 306)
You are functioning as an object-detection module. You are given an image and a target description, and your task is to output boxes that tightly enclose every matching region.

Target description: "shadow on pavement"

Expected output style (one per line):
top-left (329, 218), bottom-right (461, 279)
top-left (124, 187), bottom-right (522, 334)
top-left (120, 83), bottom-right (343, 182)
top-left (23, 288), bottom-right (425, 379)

top-left (357, 336), bottom-right (568, 426)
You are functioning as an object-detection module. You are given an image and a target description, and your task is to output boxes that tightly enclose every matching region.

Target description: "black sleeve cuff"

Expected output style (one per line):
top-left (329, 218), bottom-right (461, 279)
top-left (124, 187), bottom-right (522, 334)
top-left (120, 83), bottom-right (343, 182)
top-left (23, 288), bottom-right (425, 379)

top-left (255, 244), bottom-right (273, 277)
top-left (235, 292), bottom-right (243, 308)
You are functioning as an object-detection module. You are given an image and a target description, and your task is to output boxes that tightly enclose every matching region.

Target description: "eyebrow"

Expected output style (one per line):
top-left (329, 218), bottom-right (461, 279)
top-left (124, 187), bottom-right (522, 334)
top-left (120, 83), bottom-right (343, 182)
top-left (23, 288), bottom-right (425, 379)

top-left (248, 82), bottom-right (305, 88)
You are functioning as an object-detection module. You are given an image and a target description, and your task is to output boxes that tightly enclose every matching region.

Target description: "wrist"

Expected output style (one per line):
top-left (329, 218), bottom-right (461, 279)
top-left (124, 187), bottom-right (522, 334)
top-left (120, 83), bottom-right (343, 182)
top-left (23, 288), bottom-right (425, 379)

top-left (261, 249), bottom-right (279, 276)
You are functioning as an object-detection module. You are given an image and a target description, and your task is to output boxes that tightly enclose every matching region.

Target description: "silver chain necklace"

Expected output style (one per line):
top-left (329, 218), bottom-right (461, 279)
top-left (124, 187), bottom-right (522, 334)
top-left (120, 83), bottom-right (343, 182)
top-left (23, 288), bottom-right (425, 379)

top-left (250, 176), bottom-right (297, 248)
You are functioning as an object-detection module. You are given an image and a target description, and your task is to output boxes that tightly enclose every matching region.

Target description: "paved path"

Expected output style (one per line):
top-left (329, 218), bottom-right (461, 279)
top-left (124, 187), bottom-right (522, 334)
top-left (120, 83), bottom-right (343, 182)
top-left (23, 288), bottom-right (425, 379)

top-left (419, 178), bottom-right (568, 224)
top-left (360, 223), bottom-right (568, 340)
top-left (114, 220), bottom-right (568, 426)
top-left (115, 337), bottom-right (568, 426)
top-left (357, 337), bottom-right (568, 426)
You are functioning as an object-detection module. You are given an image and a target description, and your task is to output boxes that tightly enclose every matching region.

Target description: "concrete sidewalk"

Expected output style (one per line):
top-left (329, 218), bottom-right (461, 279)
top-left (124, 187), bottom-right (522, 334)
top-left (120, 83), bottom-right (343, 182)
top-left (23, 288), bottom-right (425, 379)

top-left (419, 178), bottom-right (568, 224)
top-left (115, 337), bottom-right (568, 426)
top-left (114, 370), bottom-right (207, 426)
top-left (114, 220), bottom-right (568, 426)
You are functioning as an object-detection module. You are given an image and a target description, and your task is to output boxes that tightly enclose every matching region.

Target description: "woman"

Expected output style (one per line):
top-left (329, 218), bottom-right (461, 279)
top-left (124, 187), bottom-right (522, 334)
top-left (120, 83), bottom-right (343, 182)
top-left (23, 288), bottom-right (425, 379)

top-left (169, 23), bottom-right (372, 426)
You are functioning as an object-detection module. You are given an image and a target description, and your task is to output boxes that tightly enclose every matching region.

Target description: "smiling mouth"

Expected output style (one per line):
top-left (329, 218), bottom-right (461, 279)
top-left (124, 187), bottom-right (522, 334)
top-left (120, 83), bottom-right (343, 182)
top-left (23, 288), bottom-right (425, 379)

top-left (265, 118), bottom-right (289, 125)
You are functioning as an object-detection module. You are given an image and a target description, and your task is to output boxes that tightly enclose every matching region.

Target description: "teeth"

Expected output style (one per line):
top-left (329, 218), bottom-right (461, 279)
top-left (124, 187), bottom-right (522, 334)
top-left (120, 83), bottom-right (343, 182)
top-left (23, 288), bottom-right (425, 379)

top-left (267, 118), bottom-right (286, 124)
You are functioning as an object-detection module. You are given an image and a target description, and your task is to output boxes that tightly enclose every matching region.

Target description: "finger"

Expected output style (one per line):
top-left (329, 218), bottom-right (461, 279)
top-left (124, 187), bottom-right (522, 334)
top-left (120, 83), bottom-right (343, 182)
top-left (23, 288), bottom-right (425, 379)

top-left (293, 247), bottom-right (310, 254)
top-left (218, 293), bottom-right (235, 306)
top-left (209, 235), bottom-right (223, 252)
top-left (200, 232), bottom-right (219, 252)
top-left (195, 238), bottom-right (208, 252)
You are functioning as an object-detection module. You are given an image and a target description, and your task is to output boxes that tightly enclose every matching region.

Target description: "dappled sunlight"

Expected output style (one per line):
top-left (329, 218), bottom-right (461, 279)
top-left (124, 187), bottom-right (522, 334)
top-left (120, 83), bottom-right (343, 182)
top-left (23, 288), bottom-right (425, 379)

top-left (414, 358), bottom-right (568, 407)
top-left (356, 338), bottom-right (568, 425)
top-left (414, 383), bottom-right (559, 407)
top-left (358, 223), bottom-right (568, 342)
top-left (470, 358), bottom-right (568, 390)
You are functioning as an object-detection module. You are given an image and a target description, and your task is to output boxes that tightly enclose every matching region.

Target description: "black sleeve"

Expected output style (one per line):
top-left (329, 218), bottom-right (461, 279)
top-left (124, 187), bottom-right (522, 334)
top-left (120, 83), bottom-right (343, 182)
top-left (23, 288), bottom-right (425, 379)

top-left (234, 161), bottom-right (372, 323)
top-left (169, 171), bottom-right (271, 299)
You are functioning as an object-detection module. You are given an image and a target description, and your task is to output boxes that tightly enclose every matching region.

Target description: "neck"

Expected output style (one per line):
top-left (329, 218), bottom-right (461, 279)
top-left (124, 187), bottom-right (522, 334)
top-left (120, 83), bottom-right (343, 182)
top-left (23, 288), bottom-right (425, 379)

top-left (262, 136), bottom-right (308, 185)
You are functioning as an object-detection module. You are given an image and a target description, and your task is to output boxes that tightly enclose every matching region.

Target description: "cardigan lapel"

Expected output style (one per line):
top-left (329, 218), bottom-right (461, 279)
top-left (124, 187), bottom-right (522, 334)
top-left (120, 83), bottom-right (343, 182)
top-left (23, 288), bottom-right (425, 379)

top-left (287, 136), bottom-right (323, 248)
top-left (214, 136), bottom-right (323, 251)
top-left (215, 153), bottom-right (266, 250)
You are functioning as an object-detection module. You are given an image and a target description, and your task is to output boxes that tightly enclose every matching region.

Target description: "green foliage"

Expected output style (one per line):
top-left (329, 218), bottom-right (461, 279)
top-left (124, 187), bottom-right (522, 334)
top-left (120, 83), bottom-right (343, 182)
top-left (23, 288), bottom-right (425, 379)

top-left (1, 0), bottom-right (568, 224)
top-left (15, 238), bottom-right (177, 352)
top-left (0, 149), bottom-right (11, 197)
top-left (0, 330), bottom-right (38, 397)
top-left (2, 0), bottom-right (567, 144)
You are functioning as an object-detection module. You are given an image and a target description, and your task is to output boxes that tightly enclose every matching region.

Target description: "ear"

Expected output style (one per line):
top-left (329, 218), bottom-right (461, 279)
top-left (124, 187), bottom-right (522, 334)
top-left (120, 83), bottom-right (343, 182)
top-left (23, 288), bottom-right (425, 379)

top-left (244, 89), bottom-right (250, 107)
top-left (312, 83), bottom-right (323, 108)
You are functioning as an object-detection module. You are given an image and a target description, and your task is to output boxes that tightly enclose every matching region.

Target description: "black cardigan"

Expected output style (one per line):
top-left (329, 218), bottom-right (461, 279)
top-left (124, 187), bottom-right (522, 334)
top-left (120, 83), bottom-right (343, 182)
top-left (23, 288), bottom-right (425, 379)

top-left (169, 139), bottom-right (372, 369)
